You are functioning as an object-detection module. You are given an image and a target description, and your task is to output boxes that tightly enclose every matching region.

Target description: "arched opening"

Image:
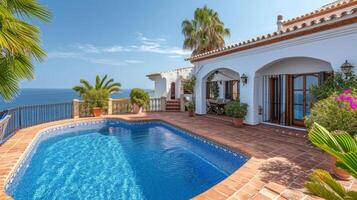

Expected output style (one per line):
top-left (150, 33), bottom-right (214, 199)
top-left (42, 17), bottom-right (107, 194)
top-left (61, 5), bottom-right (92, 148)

top-left (202, 68), bottom-right (240, 114)
top-left (255, 57), bottom-right (333, 126)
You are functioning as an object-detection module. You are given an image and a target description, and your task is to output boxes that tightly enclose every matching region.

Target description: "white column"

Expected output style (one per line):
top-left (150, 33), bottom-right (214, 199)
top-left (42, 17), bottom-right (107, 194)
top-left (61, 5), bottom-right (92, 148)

top-left (108, 98), bottom-right (113, 115)
top-left (219, 81), bottom-right (224, 99)
top-left (195, 78), bottom-right (206, 114)
top-left (239, 72), bottom-right (258, 125)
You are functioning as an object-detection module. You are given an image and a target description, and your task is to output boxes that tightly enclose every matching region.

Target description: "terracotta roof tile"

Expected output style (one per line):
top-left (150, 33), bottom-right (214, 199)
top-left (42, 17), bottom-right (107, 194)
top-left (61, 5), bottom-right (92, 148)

top-left (187, 6), bottom-right (357, 62)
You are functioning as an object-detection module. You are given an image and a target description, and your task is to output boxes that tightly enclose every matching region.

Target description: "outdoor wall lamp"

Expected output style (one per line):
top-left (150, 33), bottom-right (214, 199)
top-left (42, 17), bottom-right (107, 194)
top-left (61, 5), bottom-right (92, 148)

top-left (341, 60), bottom-right (354, 78)
top-left (241, 73), bottom-right (248, 85)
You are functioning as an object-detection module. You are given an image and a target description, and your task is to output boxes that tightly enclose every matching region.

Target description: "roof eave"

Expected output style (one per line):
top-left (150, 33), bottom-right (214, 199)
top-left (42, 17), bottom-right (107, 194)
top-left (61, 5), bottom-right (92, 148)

top-left (187, 14), bottom-right (357, 63)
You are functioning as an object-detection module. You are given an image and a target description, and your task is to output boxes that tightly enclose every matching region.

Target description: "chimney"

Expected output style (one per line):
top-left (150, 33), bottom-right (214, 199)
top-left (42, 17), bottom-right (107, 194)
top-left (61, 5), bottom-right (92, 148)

top-left (277, 15), bottom-right (283, 32)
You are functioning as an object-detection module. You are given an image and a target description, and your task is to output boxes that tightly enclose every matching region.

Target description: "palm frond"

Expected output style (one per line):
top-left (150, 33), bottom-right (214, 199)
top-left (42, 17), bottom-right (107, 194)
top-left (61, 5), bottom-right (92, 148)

top-left (305, 169), bottom-right (346, 200)
top-left (182, 6), bottom-right (229, 55)
top-left (6, 0), bottom-right (51, 22)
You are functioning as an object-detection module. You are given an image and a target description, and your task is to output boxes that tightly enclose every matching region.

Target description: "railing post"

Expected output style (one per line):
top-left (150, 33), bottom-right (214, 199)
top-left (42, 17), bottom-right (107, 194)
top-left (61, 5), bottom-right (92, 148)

top-left (161, 97), bottom-right (166, 112)
top-left (108, 98), bottom-right (113, 115)
top-left (180, 94), bottom-right (185, 112)
top-left (0, 115), bottom-right (11, 144)
top-left (72, 99), bottom-right (80, 118)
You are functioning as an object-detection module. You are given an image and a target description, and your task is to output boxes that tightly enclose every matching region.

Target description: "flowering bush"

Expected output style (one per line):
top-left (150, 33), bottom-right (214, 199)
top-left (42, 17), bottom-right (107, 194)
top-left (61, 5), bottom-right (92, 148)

top-left (305, 89), bottom-right (357, 135)
top-left (336, 89), bottom-right (357, 110)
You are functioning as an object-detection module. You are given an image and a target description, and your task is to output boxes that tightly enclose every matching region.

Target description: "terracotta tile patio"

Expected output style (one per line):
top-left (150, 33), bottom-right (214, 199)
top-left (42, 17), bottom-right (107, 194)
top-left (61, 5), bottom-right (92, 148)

top-left (0, 112), bottom-right (356, 200)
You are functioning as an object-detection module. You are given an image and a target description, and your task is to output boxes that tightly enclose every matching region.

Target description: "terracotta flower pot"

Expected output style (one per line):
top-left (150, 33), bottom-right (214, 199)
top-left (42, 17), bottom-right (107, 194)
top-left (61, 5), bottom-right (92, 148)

top-left (232, 118), bottom-right (244, 127)
top-left (132, 103), bottom-right (142, 114)
top-left (188, 110), bottom-right (195, 117)
top-left (92, 107), bottom-right (102, 117)
top-left (331, 156), bottom-right (351, 180)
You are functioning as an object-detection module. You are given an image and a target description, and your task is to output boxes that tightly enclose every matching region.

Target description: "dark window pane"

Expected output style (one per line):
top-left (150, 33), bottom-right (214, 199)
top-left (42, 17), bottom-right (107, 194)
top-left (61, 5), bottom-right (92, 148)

top-left (306, 105), bottom-right (311, 117)
top-left (294, 76), bottom-right (303, 90)
top-left (294, 91), bottom-right (304, 104)
top-left (294, 105), bottom-right (304, 120)
top-left (306, 75), bottom-right (318, 89)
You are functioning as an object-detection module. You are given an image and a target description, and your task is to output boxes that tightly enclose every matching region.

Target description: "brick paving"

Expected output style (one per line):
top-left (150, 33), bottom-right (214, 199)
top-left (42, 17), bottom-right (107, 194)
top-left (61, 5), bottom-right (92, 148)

top-left (0, 112), bottom-right (356, 200)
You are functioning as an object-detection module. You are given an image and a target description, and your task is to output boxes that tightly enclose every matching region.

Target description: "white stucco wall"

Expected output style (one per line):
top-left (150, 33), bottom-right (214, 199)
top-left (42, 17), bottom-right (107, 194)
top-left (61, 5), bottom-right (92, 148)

top-left (193, 23), bottom-right (357, 125)
top-left (154, 77), bottom-right (167, 98)
top-left (149, 67), bottom-right (194, 99)
top-left (256, 57), bottom-right (333, 76)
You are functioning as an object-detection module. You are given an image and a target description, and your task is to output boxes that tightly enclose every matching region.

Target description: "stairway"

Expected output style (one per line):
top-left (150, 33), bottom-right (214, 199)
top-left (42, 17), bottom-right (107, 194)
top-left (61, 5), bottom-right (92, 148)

top-left (165, 99), bottom-right (181, 112)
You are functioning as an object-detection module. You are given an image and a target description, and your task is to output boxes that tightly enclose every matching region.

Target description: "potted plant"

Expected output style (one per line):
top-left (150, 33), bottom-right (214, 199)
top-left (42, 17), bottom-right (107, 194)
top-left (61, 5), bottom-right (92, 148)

top-left (224, 101), bottom-right (248, 127)
top-left (185, 101), bottom-right (195, 117)
top-left (82, 89), bottom-right (109, 117)
top-left (73, 75), bottom-right (121, 117)
top-left (130, 88), bottom-right (149, 114)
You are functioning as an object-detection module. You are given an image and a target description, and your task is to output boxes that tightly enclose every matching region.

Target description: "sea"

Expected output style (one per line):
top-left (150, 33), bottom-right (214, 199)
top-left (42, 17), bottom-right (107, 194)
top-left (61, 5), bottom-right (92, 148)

top-left (0, 88), bottom-right (151, 111)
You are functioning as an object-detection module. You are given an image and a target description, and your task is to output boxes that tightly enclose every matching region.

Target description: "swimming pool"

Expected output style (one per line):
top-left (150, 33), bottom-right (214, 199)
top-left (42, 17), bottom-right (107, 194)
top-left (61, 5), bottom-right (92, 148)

top-left (6, 120), bottom-right (248, 200)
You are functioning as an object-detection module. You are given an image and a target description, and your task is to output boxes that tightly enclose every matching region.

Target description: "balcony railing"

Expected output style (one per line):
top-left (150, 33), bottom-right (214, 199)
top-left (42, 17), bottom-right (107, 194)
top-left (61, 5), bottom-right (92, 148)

top-left (76, 97), bottom-right (167, 117)
top-left (0, 102), bottom-right (73, 144)
top-left (0, 97), bottom-right (184, 145)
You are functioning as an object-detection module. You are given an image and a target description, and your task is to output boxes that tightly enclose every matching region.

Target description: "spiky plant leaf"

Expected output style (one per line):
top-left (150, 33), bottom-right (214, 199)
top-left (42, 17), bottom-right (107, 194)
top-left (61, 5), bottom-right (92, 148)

top-left (305, 169), bottom-right (346, 200)
top-left (308, 123), bottom-right (357, 178)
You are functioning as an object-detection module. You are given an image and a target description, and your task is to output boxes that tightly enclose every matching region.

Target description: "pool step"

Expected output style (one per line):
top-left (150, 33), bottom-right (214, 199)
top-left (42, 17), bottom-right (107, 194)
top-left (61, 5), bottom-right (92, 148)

top-left (166, 100), bottom-right (181, 112)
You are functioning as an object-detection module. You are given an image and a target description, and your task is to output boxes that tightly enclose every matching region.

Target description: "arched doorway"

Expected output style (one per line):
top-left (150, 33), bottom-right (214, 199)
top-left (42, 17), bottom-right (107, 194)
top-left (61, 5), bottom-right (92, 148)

top-left (202, 68), bottom-right (240, 114)
top-left (256, 57), bottom-right (333, 126)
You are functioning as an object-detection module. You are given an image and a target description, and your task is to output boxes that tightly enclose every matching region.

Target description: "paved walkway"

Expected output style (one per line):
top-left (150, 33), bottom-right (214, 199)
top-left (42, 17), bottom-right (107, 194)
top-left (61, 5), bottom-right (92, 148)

top-left (0, 112), bottom-right (356, 199)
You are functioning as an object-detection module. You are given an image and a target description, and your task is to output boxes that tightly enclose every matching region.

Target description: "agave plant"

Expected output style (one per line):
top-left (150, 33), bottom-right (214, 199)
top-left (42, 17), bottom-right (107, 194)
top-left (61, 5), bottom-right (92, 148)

top-left (305, 123), bottom-right (357, 199)
top-left (73, 75), bottom-right (121, 97)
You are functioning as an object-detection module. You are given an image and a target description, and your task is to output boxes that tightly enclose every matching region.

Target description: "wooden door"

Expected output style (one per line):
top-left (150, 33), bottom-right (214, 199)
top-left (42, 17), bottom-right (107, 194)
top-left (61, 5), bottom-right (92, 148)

top-left (292, 74), bottom-right (318, 126)
top-left (170, 82), bottom-right (175, 99)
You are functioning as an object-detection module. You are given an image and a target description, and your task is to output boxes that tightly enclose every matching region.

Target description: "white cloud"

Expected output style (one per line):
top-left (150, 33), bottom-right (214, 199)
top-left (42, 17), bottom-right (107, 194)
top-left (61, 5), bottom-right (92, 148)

top-left (134, 33), bottom-right (191, 56)
top-left (47, 51), bottom-right (82, 58)
top-left (125, 59), bottom-right (144, 64)
top-left (86, 58), bottom-right (125, 66)
top-left (75, 44), bottom-right (100, 53)
top-left (102, 46), bottom-right (132, 53)
top-left (169, 55), bottom-right (183, 58)
top-left (47, 32), bottom-right (191, 65)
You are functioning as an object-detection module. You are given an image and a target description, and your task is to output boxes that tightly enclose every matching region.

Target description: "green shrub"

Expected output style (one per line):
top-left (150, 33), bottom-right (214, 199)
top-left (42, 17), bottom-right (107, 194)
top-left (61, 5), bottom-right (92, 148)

top-left (305, 91), bottom-right (357, 136)
top-left (310, 72), bottom-right (357, 102)
top-left (183, 76), bottom-right (196, 94)
top-left (82, 89), bottom-right (109, 110)
top-left (185, 101), bottom-right (195, 111)
top-left (130, 88), bottom-right (150, 107)
top-left (224, 101), bottom-right (248, 119)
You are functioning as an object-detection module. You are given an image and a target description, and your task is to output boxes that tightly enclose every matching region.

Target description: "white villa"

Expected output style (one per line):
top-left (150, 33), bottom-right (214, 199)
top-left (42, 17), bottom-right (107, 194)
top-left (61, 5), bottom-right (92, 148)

top-left (186, 0), bottom-right (357, 127)
top-left (147, 67), bottom-right (194, 99)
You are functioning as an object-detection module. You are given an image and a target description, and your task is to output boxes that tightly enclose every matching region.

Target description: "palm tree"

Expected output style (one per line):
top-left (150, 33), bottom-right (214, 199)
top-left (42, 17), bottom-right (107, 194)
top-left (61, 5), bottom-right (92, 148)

top-left (73, 75), bottom-right (121, 97)
top-left (0, 0), bottom-right (51, 100)
top-left (182, 5), bottom-right (230, 56)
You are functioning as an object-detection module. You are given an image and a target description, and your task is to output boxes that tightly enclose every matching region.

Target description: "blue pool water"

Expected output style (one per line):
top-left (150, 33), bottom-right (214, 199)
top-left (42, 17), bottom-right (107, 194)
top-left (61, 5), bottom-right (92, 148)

top-left (6, 120), bottom-right (248, 200)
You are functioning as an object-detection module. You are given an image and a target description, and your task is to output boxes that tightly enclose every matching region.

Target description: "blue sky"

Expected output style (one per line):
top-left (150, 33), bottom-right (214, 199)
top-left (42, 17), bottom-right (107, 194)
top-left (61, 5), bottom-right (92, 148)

top-left (23, 0), bottom-right (333, 89)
